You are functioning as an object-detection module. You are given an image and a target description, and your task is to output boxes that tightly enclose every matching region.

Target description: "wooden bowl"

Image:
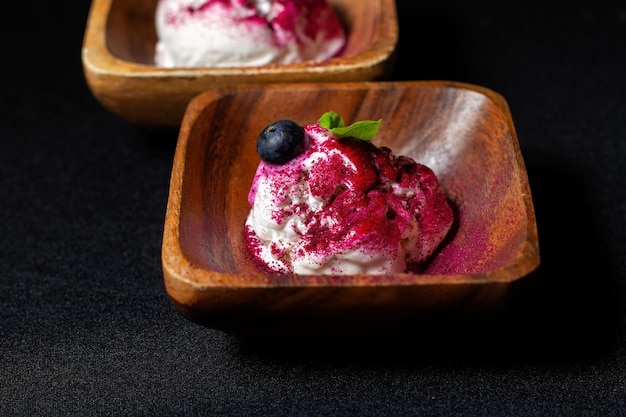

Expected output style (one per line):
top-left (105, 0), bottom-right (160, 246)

top-left (161, 81), bottom-right (540, 337)
top-left (81, 0), bottom-right (399, 130)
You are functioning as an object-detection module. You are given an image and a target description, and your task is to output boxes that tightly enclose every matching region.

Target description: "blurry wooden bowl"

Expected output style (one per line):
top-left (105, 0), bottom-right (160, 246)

top-left (81, 0), bottom-right (399, 130)
top-left (161, 81), bottom-right (540, 337)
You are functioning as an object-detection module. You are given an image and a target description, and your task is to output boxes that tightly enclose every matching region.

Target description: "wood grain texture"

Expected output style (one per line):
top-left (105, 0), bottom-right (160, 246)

top-left (81, 0), bottom-right (399, 129)
top-left (161, 81), bottom-right (540, 336)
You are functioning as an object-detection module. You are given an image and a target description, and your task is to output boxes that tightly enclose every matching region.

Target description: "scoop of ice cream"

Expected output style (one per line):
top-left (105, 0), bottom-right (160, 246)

top-left (244, 115), bottom-right (455, 275)
top-left (154, 0), bottom-right (346, 68)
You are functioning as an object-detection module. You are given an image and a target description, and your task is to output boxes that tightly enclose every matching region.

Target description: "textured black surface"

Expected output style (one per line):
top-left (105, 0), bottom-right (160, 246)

top-left (1, 1), bottom-right (625, 415)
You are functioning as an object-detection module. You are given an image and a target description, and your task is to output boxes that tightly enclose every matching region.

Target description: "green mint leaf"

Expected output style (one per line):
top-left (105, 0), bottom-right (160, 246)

top-left (318, 111), bottom-right (382, 142)
top-left (331, 120), bottom-right (382, 142)
top-left (318, 111), bottom-right (344, 129)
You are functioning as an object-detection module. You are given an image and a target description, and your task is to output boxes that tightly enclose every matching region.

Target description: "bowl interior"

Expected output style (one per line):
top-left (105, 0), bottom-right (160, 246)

top-left (106, 0), bottom-right (387, 66)
top-left (106, 0), bottom-right (157, 64)
top-left (170, 81), bottom-right (538, 285)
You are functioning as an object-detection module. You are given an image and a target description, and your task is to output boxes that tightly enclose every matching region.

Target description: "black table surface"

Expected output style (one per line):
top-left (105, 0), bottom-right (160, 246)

top-left (2, 1), bottom-right (625, 415)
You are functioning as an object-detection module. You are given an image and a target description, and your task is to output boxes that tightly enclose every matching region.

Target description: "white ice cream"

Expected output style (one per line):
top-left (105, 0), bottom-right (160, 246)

top-left (244, 123), bottom-right (455, 275)
top-left (154, 0), bottom-right (347, 68)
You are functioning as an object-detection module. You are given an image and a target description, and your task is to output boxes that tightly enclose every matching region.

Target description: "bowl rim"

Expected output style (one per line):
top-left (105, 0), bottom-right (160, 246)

top-left (161, 80), bottom-right (540, 292)
top-left (81, 0), bottom-right (400, 77)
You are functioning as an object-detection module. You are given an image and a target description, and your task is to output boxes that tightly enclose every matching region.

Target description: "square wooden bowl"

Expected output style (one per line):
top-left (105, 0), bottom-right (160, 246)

top-left (81, 0), bottom-right (399, 130)
top-left (161, 81), bottom-right (540, 337)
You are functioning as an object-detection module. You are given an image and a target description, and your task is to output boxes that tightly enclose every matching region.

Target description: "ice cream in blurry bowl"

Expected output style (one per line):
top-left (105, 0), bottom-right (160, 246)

top-left (81, 0), bottom-right (399, 130)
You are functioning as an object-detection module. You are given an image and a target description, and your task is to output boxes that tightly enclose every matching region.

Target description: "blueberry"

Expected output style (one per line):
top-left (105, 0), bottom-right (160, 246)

top-left (257, 120), bottom-right (306, 165)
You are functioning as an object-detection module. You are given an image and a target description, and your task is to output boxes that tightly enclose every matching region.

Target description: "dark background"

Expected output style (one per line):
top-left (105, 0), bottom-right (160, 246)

top-left (2, 1), bottom-right (625, 415)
